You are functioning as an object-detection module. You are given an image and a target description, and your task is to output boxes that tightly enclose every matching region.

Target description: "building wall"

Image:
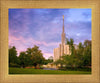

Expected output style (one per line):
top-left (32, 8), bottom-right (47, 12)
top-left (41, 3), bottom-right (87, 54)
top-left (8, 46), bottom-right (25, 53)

top-left (59, 44), bottom-right (61, 57)
top-left (54, 44), bottom-right (71, 61)
top-left (66, 45), bottom-right (71, 55)
top-left (61, 45), bottom-right (64, 57)
top-left (64, 45), bottom-right (67, 54)
top-left (64, 44), bottom-right (71, 55)
top-left (54, 47), bottom-right (60, 62)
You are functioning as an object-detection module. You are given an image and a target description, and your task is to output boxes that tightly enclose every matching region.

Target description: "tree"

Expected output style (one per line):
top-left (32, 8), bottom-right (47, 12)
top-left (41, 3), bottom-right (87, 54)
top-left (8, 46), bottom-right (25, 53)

top-left (76, 40), bottom-right (91, 67)
top-left (62, 55), bottom-right (79, 68)
top-left (47, 56), bottom-right (53, 63)
top-left (44, 59), bottom-right (53, 65)
top-left (9, 46), bottom-right (18, 64)
top-left (19, 52), bottom-right (31, 68)
top-left (84, 40), bottom-right (91, 48)
top-left (48, 56), bottom-right (53, 60)
top-left (83, 40), bottom-right (91, 67)
top-left (66, 38), bottom-right (75, 55)
top-left (54, 39), bottom-right (92, 70)
top-left (26, 45), bottom-right (45, 68)
top-left (61, 55), bottom-right (70, 67)
top-left (70, 38), bottom-right (75, 55)
top-left (76, 42), bottom-right (84, 67)
top-left (66, 38), bottom-right (70, 45)
top-left (54, 59), bottom-right (64, 68)
top-left (83, 40), bottom-right (91, 56)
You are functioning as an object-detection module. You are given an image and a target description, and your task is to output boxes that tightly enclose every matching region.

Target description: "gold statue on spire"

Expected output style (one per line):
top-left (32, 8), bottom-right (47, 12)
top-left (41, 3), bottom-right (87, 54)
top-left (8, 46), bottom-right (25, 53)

top-left (63, 15), bottom-right (64, 19)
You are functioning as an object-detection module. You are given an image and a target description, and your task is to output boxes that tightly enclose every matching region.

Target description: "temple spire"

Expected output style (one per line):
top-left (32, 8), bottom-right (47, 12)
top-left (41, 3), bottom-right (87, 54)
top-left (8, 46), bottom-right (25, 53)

top-left (63, 15), bottom-right (64, 32)
top-left (61, 15), bottom-right (65, 45)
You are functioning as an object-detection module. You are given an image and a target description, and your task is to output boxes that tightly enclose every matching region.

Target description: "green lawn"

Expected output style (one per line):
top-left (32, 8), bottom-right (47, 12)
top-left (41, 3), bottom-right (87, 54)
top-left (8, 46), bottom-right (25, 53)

top-left (9, 67), bottom-right (91, 74)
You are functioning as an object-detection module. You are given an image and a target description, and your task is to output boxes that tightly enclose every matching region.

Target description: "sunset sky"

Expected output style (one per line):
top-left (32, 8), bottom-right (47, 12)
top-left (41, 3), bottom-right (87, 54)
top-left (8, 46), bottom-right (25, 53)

top-left (9, 9), bottom-right (91, 59)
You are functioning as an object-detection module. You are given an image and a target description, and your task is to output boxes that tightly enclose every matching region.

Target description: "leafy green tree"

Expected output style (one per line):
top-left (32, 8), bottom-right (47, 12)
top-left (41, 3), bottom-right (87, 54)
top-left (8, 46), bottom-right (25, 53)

top-left (46, 56), bottom-right (53, 64)
top-left (76, 40), bottom-right (91, 67)
top-left (66, 38), bottom-right (75, 55)
top-left (48, 56), bottom-right (53, 60)
top-left (83, 54), bottom-right (91, 66)
top-left (62, 55), bottom-right (79, 68)
top-left (76, 42), bottom-right (84, 67)
top-left (9, 46), bottom-right (18, 65)
top-left (55, 39), bottom-right (91, 70)
top-left (66, 38), bottom-right (70, 45)
top-left (83, 40), bottom-right (91, 66)
top-left (61, 55), bottom-right (70, 67)
top-left (44, 59), bottom-right (53, 65)
top-left (18, 52), bottom-right (31, 68)
top-left (54, 59), bottom-right (64, 68)
top-left (70, 38), bottom-right (75, 55)
top-left (26, 45), bottom-right (45, 68)
top-left (84, 40), bottom-right (91, 48)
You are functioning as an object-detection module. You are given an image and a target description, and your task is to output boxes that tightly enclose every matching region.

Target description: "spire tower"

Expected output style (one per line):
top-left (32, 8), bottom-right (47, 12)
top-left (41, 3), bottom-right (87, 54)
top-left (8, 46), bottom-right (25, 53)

top-left (53, 15), bottom-right (71, 61)
top-left (63, 15), bottom-right (64, 32)
top-left (61, 15), bottom-right (65, 45)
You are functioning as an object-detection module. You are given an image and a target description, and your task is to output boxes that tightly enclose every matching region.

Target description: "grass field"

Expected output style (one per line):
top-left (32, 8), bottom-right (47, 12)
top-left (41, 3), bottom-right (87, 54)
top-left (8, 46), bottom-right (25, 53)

top-left (9, 67), bottom-right (91, 74)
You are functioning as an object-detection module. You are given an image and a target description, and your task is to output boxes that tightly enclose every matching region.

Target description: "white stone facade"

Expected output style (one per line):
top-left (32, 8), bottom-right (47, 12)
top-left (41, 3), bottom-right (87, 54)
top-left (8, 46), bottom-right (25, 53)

top-left (53, 44), bottom-right (71, 61)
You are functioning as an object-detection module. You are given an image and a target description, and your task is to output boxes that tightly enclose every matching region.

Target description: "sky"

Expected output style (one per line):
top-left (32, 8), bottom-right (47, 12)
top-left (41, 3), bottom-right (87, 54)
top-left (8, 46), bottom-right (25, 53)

top-left (9, 9), bottom-right (91, 59)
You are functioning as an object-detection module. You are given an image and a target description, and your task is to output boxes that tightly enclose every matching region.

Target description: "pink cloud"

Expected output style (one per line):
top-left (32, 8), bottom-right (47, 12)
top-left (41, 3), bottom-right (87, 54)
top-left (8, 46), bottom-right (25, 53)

top-left (9, 33), bottom-right (58, 59)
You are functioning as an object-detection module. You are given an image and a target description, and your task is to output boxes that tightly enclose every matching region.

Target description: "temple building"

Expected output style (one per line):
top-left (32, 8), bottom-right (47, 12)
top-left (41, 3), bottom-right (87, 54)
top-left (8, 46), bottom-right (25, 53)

top-left (53, 16), bottom-right (71, 61)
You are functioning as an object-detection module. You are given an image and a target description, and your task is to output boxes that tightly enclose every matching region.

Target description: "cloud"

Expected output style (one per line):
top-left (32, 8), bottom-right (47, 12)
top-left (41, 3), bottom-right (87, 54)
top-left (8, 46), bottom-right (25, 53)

top-left (64, 21), bottom-right (91, 44)
top-left (9, 9), bottom-right (91, 59)
top-left (9, 32), bottom-right (59, 58)
top-left (67, 9), bottom-right (91, 22)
